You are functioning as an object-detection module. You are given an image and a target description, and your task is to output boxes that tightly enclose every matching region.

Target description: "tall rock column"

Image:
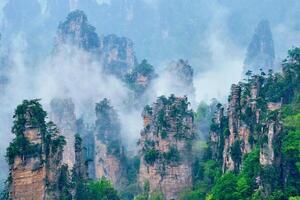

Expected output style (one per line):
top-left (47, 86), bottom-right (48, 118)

top-left (6, 100), bottom-right (66, 200)
top-left (209, 104), bottom-right (225, 161)
top-left (139, 95), bottom-right (195, 200)
top-left (50, 98), bottom-right (77, 169)
top-left (223, 84), bottom-right (242, 172)
top-left (260, 106), bottom-right (282, 166)
top-left (94, 98), bottom-right (124, 188)
top-left (100, 34), bottom-right (137, 78)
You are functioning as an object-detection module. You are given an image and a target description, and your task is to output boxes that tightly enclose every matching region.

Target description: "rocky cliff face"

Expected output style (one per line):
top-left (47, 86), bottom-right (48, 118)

top-left (7, 100), bottom-right (66, 200)
top-left (55, 10), bottom-right (137, 78)
top-left (55, 10), bottom-right (100, 51)
top-left (209, 104), bottom-right (225, 162)
top-left (100, 34), bottom-right (137, 78)
top-left (125, 59), bottom-right (156, 96)
top-left (138, 95), bottom-right (195, 200)
top-left (79, 121), bottom-right (96, 179)
top-left (10, 128), bottom-right (48, 200)
top-left (93, 98), bottom-right (125, 188)
top-left (210, 74), bottom-right (283, 173)
top-left (244, 20), bottom-right (275, 74)
top-left (259, 106), bottom-right (282, 166)
top-left (50, 98), bottom-right (76, 169)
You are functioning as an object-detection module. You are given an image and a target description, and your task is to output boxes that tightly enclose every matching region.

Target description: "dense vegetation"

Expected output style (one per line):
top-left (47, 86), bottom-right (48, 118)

top-left (141, 95), bottom-right (194, 166)
top-left (2, 100), bottom-right (66, 199)
top-left (181, 48), bottom-right (300, 200)
top-left (5, 99), bottom-right (66, 166)
top-left (59, 168), bottom-right (120, 200)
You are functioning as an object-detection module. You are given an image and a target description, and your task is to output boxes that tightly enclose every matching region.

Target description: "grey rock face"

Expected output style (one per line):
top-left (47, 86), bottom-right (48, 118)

top-left (50, 98), bottom-right (77, 169)
top-left (244, 20), bottom-right (275, 74)
top-left (55, 10), bottom-right (100, 51)
top-left (100, 34), bottom-right (137, 78)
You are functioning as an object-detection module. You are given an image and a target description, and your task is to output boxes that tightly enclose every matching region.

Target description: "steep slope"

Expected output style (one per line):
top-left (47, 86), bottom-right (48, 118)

top-left (55, 10), bottom-right (99, 51)
top-left (5, 100), bottom-right (66, 200)
top-left (100, 34), bottom-right (137, 78)
top-left (50, 98), bottom-right (77, 169)
top-left (125, 59), bottom-right (156, 97)
top-left (93, 98), bottom-right (125, 188)
top-left (54, 10), bottom-right (137, 78)
top-left (204, 48), bottom-right (300, 199)
top-left (138, 95), bottom-right (195, 200)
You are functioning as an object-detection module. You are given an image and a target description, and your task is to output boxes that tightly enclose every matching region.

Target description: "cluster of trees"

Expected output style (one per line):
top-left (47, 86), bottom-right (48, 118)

top-left (142, 95), bottom-right (194, 166)
top-left (2, 46), bottom-right (300, 199)
top-left (58, 167), bottom-right (120, 200)
top-left (1, 99), bottom-right (121, 200)
top-left (180, 48), bottom-right (300, 199)
top-left (125, 59), bottom-right (156, 96)
top-left (134, 181), bottom-right (164, 200)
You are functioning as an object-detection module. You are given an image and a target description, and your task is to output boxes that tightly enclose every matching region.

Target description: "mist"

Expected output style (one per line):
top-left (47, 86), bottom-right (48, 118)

top-left (1, 0), bottom-right (300, 181)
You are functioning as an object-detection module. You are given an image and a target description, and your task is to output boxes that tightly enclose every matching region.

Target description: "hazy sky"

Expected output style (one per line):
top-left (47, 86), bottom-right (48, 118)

top-left (1, 0), bottom-right (300, 66)
top-left (1, 0), bottom-right (300, 180)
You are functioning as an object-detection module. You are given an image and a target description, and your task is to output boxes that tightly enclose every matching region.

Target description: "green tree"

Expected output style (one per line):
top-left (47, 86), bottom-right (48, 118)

top-left (210, 172), bottom-right (240, 200)
top-left (86, 178), bottom-right (120, 200)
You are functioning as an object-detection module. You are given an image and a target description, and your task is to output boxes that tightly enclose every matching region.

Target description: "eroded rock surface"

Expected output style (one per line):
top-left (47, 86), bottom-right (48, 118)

top-left (139, 95), bottom-right (195, 200)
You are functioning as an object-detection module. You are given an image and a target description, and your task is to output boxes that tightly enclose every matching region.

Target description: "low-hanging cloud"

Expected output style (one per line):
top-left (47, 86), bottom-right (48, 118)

top-left (0, 35), bottom-right (143, 179)
top-left (194, 3), bottom-right (244, 103)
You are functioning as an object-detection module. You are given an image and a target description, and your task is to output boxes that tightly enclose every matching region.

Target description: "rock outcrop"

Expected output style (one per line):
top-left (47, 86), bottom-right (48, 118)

top-left (260, 106), bottom-right (282, 166)
top-left (125, 59), bottom-right (156, 96)
top-left (138, 95), bottom-right (195, 200)
top-left (223, 84), bottom-right (244, 172)
top-left (6, 100), bottom-right (66, 200)
top-left (55, 10), bottom-right (99, 51)
top-left (78, 120), bottom-right (96, 179)
top-left (100, 34), bottom-right (137, 78)
top-left (50, 98), bottom-right (76, 169)
top-left (244, 20), bottom-right (275, 74)
top-left (93, 98), bottom-right (125, 188)
top-left (210, 74), bottom-right (283, 173)
top-left (55, 10), bottom-right (137, 78)
top-left (209, 103), bottom-right (225, 161)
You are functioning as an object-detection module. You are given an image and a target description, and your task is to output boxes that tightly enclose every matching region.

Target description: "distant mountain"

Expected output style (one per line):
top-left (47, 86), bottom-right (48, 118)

top-left (244, 20), bottom-right (275, 74)
top-left (55, 10), bottom-right (100, 51)
top-left (54, 10), bottom-right (137, 78)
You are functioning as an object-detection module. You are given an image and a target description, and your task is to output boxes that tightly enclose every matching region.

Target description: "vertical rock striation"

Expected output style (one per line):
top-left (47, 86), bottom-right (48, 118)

top-left (55, 10), bottom-right (99, 51)
top-left (125, 59), bottom-right (156, 97)
top-left (50, 98), bottom-right (77, 169)
top-left (100, 34), bottom-right (137, 78)
top-left (138, 95), bottom-right (195, 200)
top-left (6, 100), bottom-right (66, 200)
top-left (209, 74), bottom-right (283, 173)
top-left (93, 98), bottom-right (125, 188)
top-left (54, 10), bottom-right (137, 78)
